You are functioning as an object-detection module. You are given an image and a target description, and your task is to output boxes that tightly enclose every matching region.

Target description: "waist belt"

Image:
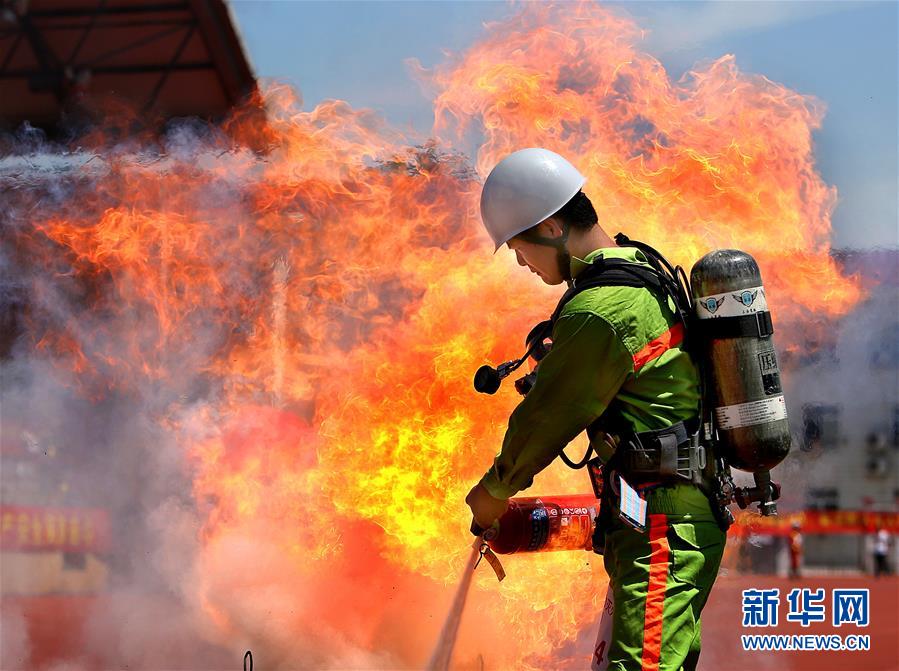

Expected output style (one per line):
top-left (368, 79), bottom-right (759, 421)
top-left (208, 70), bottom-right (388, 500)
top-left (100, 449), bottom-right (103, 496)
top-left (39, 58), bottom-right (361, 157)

top-left (611, 418), bottom-right (707, 487)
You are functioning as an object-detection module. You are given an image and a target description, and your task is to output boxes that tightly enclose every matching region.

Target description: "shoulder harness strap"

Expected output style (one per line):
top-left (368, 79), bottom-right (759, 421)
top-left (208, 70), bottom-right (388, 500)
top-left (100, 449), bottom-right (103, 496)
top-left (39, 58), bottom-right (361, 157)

top-left (549, 248), bottom-right (689, 334)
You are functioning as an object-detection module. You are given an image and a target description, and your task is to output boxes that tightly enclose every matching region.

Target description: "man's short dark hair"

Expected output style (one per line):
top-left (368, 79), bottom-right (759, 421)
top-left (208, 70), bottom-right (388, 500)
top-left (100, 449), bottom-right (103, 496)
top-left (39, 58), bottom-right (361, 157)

top-left (552, 190), bottom-right (597, 230)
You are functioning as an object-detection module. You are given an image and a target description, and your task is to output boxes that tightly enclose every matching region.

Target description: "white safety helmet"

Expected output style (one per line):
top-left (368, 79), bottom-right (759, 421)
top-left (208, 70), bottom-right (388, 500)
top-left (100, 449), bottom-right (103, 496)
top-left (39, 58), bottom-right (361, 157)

top-left (480, 148), bottom-right (586, 251)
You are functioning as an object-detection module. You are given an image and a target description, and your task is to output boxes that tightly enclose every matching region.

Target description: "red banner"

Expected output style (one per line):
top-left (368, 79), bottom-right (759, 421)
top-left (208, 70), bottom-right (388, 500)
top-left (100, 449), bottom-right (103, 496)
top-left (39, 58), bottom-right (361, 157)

top-left (731, 509), bottom-right (899, 537)
top-left (0, 506), bottom-right (110, 553)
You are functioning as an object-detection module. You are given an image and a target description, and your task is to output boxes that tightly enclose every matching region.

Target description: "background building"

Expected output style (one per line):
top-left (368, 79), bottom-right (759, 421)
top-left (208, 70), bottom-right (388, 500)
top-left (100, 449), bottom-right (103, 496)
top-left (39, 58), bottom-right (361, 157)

top-left (779, 249), bottom-right (899, 571)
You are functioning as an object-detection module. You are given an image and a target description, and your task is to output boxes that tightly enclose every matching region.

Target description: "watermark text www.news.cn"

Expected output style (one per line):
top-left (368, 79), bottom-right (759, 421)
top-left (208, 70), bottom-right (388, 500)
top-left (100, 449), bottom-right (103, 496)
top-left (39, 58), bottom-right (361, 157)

top-left (741, 587), bottom-right (870, 652)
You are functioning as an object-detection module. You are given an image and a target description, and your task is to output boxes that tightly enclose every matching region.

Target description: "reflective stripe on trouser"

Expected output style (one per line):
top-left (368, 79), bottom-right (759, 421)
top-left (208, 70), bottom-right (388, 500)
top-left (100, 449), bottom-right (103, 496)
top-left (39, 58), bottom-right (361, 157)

top-left (602, 514), bottom-right (725, 671)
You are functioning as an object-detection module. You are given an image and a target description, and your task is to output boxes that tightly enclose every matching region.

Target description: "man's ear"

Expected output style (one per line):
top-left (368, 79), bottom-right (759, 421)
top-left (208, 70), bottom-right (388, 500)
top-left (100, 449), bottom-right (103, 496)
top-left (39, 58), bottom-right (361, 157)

top-left (537, 217), bottom-right (564, 239)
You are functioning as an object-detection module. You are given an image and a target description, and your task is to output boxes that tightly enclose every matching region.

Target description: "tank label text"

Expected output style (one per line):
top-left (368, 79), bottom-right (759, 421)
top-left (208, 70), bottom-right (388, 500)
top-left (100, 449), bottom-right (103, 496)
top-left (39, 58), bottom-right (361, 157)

top-left (757, 349), bottom-right (783, 395)
top-left (715, 395), bottom-right (787, 430)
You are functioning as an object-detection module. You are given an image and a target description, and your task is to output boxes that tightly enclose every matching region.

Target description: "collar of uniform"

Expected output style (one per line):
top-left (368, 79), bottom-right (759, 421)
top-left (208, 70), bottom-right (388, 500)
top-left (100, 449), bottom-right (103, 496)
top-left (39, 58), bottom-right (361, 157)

top-left (570, 246), bottom-right (643, 279)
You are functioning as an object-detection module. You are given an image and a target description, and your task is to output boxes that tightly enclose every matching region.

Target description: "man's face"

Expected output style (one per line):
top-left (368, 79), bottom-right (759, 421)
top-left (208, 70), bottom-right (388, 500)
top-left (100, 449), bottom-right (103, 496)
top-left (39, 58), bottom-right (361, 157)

top-left (506, 219), bottom-right (565, 286)
top-left (506, 229), bottom-right (565, 285)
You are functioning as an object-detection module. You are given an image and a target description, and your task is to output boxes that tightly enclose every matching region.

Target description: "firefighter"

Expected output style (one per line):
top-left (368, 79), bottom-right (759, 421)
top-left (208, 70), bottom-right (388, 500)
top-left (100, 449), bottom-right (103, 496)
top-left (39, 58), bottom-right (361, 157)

top-left (788, 521), bottom-right (803, 579)
top-left (466, 148), bottom-right (725, 671)
top-left (873, 527), bottom-right (891, 577)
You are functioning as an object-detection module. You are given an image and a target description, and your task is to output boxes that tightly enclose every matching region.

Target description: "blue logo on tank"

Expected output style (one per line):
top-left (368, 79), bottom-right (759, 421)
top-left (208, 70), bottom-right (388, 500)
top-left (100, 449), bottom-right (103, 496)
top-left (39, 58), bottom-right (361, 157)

top-left (700, 297), bottom-right (724, 313)
top-left (732, 290), bottom-right (759, 307)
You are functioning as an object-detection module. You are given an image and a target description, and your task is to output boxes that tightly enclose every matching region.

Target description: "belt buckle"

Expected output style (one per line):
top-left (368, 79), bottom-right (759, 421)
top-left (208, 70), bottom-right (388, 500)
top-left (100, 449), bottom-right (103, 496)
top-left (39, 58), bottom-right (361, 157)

top-left (686, 443), bottom-right (707, 485)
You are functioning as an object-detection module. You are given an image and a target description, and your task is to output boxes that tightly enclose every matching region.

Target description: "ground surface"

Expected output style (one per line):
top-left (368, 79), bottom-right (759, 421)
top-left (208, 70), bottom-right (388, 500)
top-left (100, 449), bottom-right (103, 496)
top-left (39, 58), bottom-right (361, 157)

top-left (3, 575), bottom-right (897, 670)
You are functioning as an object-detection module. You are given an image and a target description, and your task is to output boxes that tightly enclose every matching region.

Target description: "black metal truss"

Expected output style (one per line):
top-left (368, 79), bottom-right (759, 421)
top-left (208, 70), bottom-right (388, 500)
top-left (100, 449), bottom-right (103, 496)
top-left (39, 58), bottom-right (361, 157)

top-left (0, 0), bottom-right (207, 111)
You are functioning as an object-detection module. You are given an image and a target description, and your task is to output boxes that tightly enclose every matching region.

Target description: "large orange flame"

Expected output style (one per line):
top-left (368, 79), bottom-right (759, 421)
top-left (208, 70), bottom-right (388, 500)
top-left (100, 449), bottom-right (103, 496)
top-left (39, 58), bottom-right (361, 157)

top-left (7, 3), bottom-right (863, 669)
top-left (427, 3), bottom-right (862, 324)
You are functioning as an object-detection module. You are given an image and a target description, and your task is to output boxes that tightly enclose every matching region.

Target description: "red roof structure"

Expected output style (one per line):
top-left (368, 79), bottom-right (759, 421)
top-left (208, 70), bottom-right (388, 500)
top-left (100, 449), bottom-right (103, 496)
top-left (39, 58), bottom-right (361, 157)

top-left (0, 0), bottom-right (257, 130)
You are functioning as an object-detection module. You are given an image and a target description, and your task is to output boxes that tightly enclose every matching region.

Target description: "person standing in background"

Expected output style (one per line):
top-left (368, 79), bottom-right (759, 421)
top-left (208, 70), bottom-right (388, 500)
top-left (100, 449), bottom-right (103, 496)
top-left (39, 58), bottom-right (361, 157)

top-left (788, 521), bottom-right (803, 579)
top-left (873, 527), bottom-right (890, 577)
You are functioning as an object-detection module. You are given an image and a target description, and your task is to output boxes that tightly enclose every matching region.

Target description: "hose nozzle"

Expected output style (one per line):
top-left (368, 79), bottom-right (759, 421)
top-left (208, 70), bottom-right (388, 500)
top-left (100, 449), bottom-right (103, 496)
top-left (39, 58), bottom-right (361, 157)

top-left (473, 361), bottom-right (519, 394)
top-left (472, 320), bottom-right (553, 395)
top-left (473, 365), bottom-right (501, 394)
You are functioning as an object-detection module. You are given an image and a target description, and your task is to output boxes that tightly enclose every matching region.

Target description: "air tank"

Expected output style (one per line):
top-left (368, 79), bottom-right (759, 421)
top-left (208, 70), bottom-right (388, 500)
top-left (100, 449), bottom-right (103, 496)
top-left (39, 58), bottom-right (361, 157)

top-left (691, 250), bottom-right (791, 472)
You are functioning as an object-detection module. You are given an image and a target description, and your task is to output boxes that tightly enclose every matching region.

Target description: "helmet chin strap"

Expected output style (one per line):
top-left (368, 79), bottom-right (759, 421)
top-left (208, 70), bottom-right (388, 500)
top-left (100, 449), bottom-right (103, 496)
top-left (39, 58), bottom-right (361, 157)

top-left (518, 222), bottom-right (573, 286)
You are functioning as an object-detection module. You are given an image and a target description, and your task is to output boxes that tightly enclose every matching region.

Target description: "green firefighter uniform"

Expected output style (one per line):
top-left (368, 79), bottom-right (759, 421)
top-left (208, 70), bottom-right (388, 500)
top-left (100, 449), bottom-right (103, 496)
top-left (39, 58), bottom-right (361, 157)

top-left (479, 246), bottom-right (725, 671)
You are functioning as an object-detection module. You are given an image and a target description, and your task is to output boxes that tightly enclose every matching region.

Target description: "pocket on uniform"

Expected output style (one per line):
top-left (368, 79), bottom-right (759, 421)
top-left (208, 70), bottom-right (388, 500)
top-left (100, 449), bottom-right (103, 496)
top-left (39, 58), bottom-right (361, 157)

top-left (667, 521), bottom-right (725, 587)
